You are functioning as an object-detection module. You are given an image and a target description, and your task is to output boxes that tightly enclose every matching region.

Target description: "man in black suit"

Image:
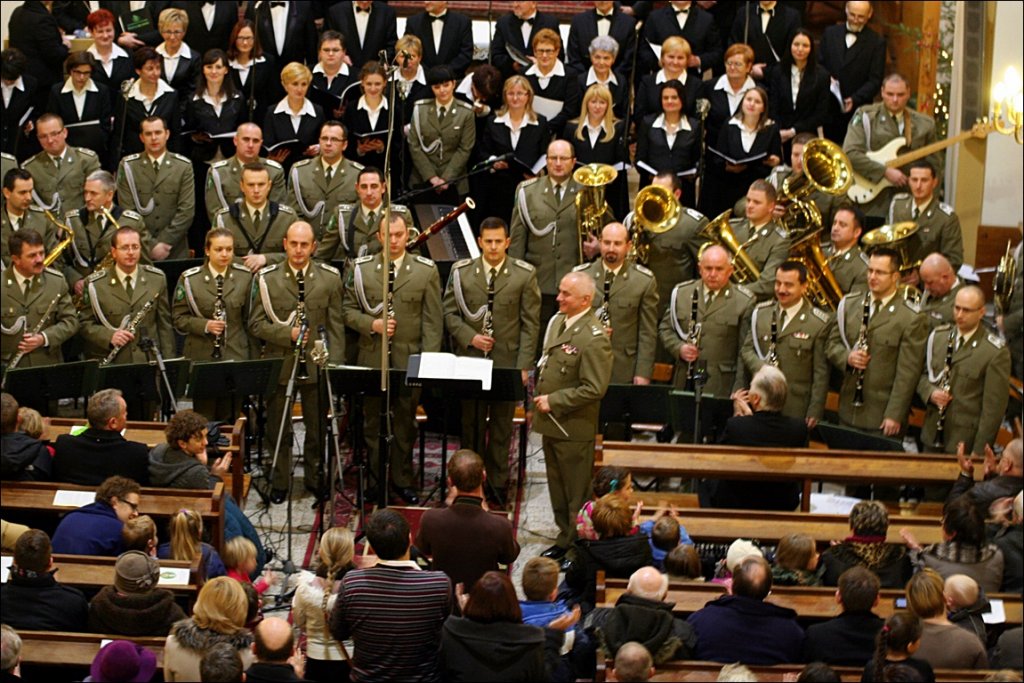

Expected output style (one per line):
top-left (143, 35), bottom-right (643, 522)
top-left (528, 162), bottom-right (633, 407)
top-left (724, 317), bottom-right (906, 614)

top-left (700, 364), bottom-right (808, 510)
top-left (803, 566), bottom-right (885, 666)
top-left (728, 0), bottom-right (800, 80)
top-left (245, 0), bottom-right (318, 68)
top-left (566, 0), bottom-right (637, 77)
top-left (403, 1), bottom-right (474, 78)
top-left (490, 1), bottom-right (561, 78)
top-left (52, 388), bottom-right (151, 486)
top-left (640, 1), bottom-right (722, 78)
top-left (175, 1), bottom-right (240, 59)
top-left (326, 1), bottom-right (398, 72)
top-left (819, 1), bottom-right (887, 143)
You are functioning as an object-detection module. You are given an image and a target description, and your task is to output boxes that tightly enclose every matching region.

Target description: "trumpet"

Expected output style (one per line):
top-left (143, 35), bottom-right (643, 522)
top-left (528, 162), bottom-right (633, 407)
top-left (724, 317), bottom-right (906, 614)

top-left (852, 295), bottom-right (871, 407)
top-left (100, 291), bottom-right (160, 366)
top-left (1, 294), bottom-right (62, 389)
top-left (933, 328), bottom-right (956, 449)
top-left (42, 210), bottom-right (75, 268)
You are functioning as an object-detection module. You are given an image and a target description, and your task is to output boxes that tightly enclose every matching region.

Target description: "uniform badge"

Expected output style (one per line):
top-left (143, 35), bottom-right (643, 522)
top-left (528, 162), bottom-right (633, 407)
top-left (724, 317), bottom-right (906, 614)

top-left (561, 344), bottom-right (578, 355)
top-left (794, 332), bottom-right (809, 340)
top-left (175, 285), bottom-right (185, 302)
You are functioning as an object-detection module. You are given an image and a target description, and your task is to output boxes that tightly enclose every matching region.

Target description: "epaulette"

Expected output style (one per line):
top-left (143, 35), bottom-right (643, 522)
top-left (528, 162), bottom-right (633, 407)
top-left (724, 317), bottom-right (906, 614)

top-left (571, 262), bottom-right (590, 272)
top-left (675, 278), bottom-right (700, 292)
top-left (86, 269), bottom-right (106, 282)
top-left (264, 159), bottom-right (284, 170)
top-left (451, 258), bottom-right (472, 269)
top-left (452, 99), bottom-right (474, 112)
top-left (903, 298), bottom-right (920, 313)
top-left (775, 226), bottom-right (788, 238)
top-left (230, 263), bottom-right (250, 274)
top-left (64, 209), bottom-right (79, 221)
top-left (43, 266), bottom-right (66, 279)
top-left (415, 255), bottom-right (436, 268)
top-left (140, 264), bottom-right (164, 275)
top-left (317, 262), bottom-right (340, 275)
top-left (933, 322), bottom-right (953, 334)
top-left (292, 158), bottom-right (313, 168)
top-left (414, 99), bottom-right (432, 107)
top-left (26, 205), bottom-right (44, 214)
top-left (347, 159), bottom-right (365, 170)
top-left (591, 325), bottom-right (604, 336)
top-left (858, 251), bottom-right (870, 265)
top-left (685, 208), bottom-right (705, 221)
top-left (520, 177), bottom-right (541, 188)
top-left (0, 152), bottom-right (15, 162)
top-left (633, 263), bottom-right (654, 278)
top-left (755, 299), bottom-right (774, 309)
top-left (938, 202), bottom-right (954, 216)
top-left (122, 153), bottom-right (141, 162)
top-left (76, 146), bottom-right (98, 158)
top-left (211, 159), bottom-right (231, 169)
top-left (733, 283), bottom-right (754, 298)
top-left (169, 152), bottom-right (191, 163)
top-left (23, 151), bottom-right (44, 166)
top-left (277, 204), bottom-right (296, 214)
top-left (214, 207), bottom-right (230, 217)
top-left (181, 265), bottom-right (203, 278)
top-left (811, 307), bottom-right (831, 324)
top-left (986, 333), bottom-right (1006, 349)
top-left (256, 263), bottom-right (280, 277)
top-left (393, 203), bottom-right (410, 213)
top-left (122, 209), bottom-right (142, 221)
top-left (893, 192), bottom-right (911, 201)
top-left (513, 258), bottom-right (535, 272)
top-left (354, 255), bottom-right (374, 264)
top-left (337, 203), bottom-right (356, 212)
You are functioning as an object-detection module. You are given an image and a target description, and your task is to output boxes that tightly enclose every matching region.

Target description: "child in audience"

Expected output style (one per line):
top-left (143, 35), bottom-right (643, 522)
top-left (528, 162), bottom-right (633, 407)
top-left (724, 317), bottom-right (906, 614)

top-left (943, 574), bottom-right (988, 644)
top-left (771, 533), bottom-right (824, 586)
top-left (16, 406), bottom-right (54, 457)
top-left (637, 505), bottom-right (693, 569)
top-left (518, 556), bottom-right (585, 681)
top-left (577, 466), bottom-right (639, 540)
top-left (711, 538), bottom-right (763, 591)
top-left (862, 612), bottom-right (935, 683)
top-left (223, 535), bottom-right (275, 594)
top-left (158, 509), bottom-right (226, 581)
top-left (664, 544), bottom-right (704, 581)
top-left (122, 515), bottom-right (158, 556)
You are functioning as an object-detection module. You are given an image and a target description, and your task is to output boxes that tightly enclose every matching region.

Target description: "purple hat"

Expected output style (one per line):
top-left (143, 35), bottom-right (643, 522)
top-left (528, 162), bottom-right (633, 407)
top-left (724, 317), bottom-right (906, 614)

top-left (89, 640), bottom-right (157, 682)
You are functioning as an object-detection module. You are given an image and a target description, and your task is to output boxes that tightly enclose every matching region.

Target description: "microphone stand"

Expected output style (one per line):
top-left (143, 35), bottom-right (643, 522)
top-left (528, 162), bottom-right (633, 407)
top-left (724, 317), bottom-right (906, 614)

top-left (113, 79), bottom-right (134, 166)
top-left (138, 330), bottom-right (177, 421)
top-left (392, 158), bottom-right (509, 205)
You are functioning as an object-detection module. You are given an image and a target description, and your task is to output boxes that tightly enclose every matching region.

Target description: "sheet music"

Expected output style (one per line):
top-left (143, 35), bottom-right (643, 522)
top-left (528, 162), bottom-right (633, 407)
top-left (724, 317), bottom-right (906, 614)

top-left (53, 490), bottom-right (96, 507)
top-left (159, 567), bottom-right (191, 586)
top-left (533, 96), bottom-right (563, 120)
top-left (0, 556), bottom-right (12, 583)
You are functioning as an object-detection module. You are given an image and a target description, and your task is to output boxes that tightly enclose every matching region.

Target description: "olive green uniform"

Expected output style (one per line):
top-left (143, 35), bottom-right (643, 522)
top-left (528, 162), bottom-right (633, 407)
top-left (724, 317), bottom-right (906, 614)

top-left (0, 153), bottom-right (16, 189)
top-left (887, 193), bottom-right (964, 271)
top-left (509, 177), bottom-right (583, 298)
top-left (1, 206), bottom-right (57, 268)
top-left (23, 146), bottom-right (101, 215)
top-left (315, 202), bottom-right (414, 263)
top-left (204, 156), bottom-right (286, 221)
top-left (214, 201), bottom-right (297, 267)
top-left (408, 99), bottom-right (476, 196)
top-left (115, 152), bottom-right (196, 260)
top-left (287, 156), bottom-right (363, 240)
top-left (1, 266), bottom-right (78, 368)
top-left (79, 264), bottom-right (175, 363)
top-left (919, 279), bottom-right (963, 331)
top-left (62, 207), bottom-right (151, 286)
top-left (727, 217), bottom-right (791, 301)
top-left (625, 205), bottom-right (707, 320)
top-left (825, 243), bottom-right (869, 295)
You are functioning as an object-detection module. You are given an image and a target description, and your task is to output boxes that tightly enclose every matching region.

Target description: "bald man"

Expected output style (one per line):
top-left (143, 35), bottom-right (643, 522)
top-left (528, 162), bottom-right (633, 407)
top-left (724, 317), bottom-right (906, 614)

top-left (248, 617), bottom-right (305, 681)
top-left (918, 252), bottom-right (963, 330)
top-left (611, 642), bottom-right (655, 682)
top-left (205, 123), bottom-right (287, 220)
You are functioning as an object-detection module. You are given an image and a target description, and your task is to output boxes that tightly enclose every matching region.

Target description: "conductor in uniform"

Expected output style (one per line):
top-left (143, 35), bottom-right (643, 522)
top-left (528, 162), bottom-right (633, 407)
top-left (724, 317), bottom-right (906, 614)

top-left (535, 271), bottom-right (612, 561)
top-left (343, 212), bottom-right (443, 505)
top-left (204, 123), bottom-right (287, 222)
top-left (1, 230), bottom-right (78, 370)
top-left (443, 217), bottom-right (541, 505)
top-left (573, 222), bottom-right (659, 384)
top-left (917, 285), bottom-right (1010, 456)
top-left (248, 221), bottom-right (345, 504)
top-left (826, 247), bottom-right (927, 436)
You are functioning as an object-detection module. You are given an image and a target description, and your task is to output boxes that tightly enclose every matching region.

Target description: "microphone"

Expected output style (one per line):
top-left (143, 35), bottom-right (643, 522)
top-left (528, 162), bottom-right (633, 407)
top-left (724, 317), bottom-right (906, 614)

top-left (400, 50), bottom-right (411, 68)
top-left (696, 98), bottom-right (711, 116)
top-left (120, 78), bottom-right (136, 97)
top-left (472, 152), bottom-right (514, 172)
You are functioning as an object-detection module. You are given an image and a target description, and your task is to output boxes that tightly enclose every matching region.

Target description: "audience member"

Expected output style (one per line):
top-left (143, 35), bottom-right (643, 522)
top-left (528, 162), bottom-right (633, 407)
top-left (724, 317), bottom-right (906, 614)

top-left (415, 449), bottom-right (521, 591)
top-left (771, 533), bottom-right (823, 586)
top-left (989, 491), bottom-right (1023, 594)
top-left (665, 545), bottom-right (704, 582)
top-left (329, 509), bottom-right (451, 683)
top-left (149, 409), bottom-right (231, 489)
top-left (803, 566), bottom-right (884, 666)
top-left (0, 529), bottom-right (88, 631)
top-left (611, 641), bottom-right (654, 682)
top-left (52, 388), bottom-right (150, 486)
top-left (224, 536), bottom-right (275, 597)
top-left (15, 407), bottom-right (47, 443)
top-left (990, 626), bottom-right (1024, 670)
top-left (518, 556), bottom-right (585, 681)
top-left (88, 550), bottom-right (187, 636)
top-left (88, 640), bottom-right (158, 683)
top-left (1, 624), bottom-right (21, 682)
top-left (245, 617), bottom-right (307, 683)
top-left (200, 642), bottom-right (245, 683)
top-left (687, 555), bottom-right (804, 664)
top-left (0, 519), bottom-right (29, 553)
top-left (905, 568), bottom-right (988, 670)
top-left (51, 475), bottom-right (140, 556)
top-left (712, 539), bottom-right (764, 591)
top-left (944, 574), bottom-right (988, 645)
top-left (861, 612), bottom-right (934, 683)
top-left (638, 506), bottom-right (693, 570)
top-left (122, 514), bottom-right (158, 555)
top-left (158, 509), bottom-right (227, 581)
top-left (948, 440), bottom-right (1024, 516)
top-left (165, 576), bottom-right (255, 682)
top-left (797, 662), bottom-right (841, 682)
top-left (578, 465), bottom-right (636, 542)
top-left (0, 392), bottom-right (51, 481)
top-left (820, 500), bottom-right (913, 588)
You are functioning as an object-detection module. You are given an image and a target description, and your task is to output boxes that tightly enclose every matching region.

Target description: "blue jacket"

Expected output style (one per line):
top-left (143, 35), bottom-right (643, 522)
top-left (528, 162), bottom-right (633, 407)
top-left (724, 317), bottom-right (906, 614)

top-left (158, 541), bottom-right (227, 580)
top-left (687, 594), bottom-right (805, 664)
top-left (51, 501), bottom-right (124, 556)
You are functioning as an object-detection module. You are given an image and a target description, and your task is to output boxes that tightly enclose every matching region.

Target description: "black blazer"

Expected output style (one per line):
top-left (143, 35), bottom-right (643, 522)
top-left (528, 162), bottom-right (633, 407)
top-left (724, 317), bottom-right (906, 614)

top-left (490, 10), bottom-right (561, 77)
top-left (172, 0), bottom-right (240, 59)
top-left (160, 46), bottom-right (200, 100)
top-left (566, 5), bottom-right (637, 77)
top-left (573, 73), bottom-right (629, 121)
top-left (635, 113), bottom-right (699, 178)
top-left (52, 428), bottom-right (152, 487)
top-left (8, 1), bottom-right (70, 100)
top-left (1, 74), bottom-right (40, 157)
top-left (311, 69), bottom-right (354, 101)
top-left (639, 3), bottom-right (723, 77)
top-left (245, 1), bottom-right (318, 67)
top-left (818, 24), bottom-right (887, 111)
top-left (404, 10), bottom-right (474, 77)
top-left (479, 114), bottom-right (550, 173)
top-left (261, 100), bottom-right (325, 168)
top-left (325, 1), bottom-right (398, 71)
top-left (728, 2), bottom-right (800, 71)
top-left (700, 79), bottom-right (750, 148)
top-left (230, 55), bottom-right (278, 125)
top-left (634, 73), bottom-right (702, 123)
top-left (563, 119), bottom-right (629, 219)
top-left (45, 81), bottom-right (114, 158)
top-left (343, 98), bottom-right (394, 176)
top-left (526, 64), bottom-right (579, 138)
top-left (89, 52), bottom-right (135, 111)
top-left (116, 90), bottom-right (181, 156)
top-left (766, 62), bottom-right (831, 134)
top-left (803, 612), bottom-right (885, 667)
top-left (712, 120), bottom-right (783, 169)
top-left (186, 92), bottom-right (246, 162)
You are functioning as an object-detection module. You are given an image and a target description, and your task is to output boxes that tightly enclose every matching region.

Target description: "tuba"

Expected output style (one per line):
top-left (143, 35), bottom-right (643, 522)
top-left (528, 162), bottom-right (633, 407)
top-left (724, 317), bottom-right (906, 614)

top-left (696, 209), bottom-right (761, 284)
top-left (573, 163), bottom-right (617, 261)
top-left (777, 138), bottom-right (853, 238)
top-left (788, 229), bottom-right (845, 310)
top-left (631, 184), bottom-right (680, 264)
top-left (861, 221), bottom-right (921, 273)
top-left (994, 240), bottom-right (1017, 316)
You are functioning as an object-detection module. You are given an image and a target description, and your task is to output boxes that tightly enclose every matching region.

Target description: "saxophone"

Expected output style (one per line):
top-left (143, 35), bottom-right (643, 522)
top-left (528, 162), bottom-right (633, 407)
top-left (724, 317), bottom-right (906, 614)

top-left (765, 308), bottom-right (780, 367)
top-left (1, 294), bottom-right (63, 388)
top-left (685, 288), bottom-right (702, 384)
top-left (211, 275), bottom-right (226, 360)
top-left (482, 271), bottom-right (495, 359)
top-left (100, 291), bottom-right (161, 366)
top-left (42, 210), bottom-right (74, 268)
top-left (852, 296), bottom-right (871, 407)
top-left (295, 269), bottom-right (309, 380)
top-left (933, 328), bottom-right (956, 449)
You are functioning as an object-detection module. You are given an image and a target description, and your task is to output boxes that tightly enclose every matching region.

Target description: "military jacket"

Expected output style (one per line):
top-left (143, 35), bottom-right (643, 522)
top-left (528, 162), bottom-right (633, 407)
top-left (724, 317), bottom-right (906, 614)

top-left (826, 243), bottom-right (869, 295)
top-left (534, 310), bottom-right (613, 441)
top-left (215, 201), bottom-right (297, 267)
top-left (408, 98), bottom-right (476, 195)
top-left (115, 152), bottom-right (196, 260)
top-left (728, 218), bottom-right (791, 301)
top-left (1, 207), bottom-right (56, 268)
top-left (509, 177), bottom-right (582, 295)
top-left (1, 267), bottom-right (77, 367)
top-left (342, 252), bottom-right (443, 369)
top-left (23, 146), bottom-right (101, 215)
top-left (248, 261), bottom-right (345, 385)
top-left (62, 206), bottom-right (151, 283)
top-left (315, 203), bottom-right (414, 263)
top-left (627, 205), bottom-right (707, 318)
top-left (916, 324), bottom-right (1010, 456)
top-left (888, 193), bottom-right (964, 270)
top-left (919, 280), bottom-right (963, 330)
top-left (826, 290), bottom-right (927, 431)
top-left (740, 298), bottom-right (832, 420)
top-left (204, 156), bottom-right (286, 221)
top-left (574, 260), bottom-right (659, 383)
top-left (659, 279), bottom-right (755, 398)
top-left (79, 264), bottom-right (175, 363)
top-left (0, 153), bottom-right (16, 187)
top-left (173, 263), bottom-right (253, 361)
top-left (287, 156), bottom-right (363, 240)
top-left (443, 256), bottom-right (541, 370)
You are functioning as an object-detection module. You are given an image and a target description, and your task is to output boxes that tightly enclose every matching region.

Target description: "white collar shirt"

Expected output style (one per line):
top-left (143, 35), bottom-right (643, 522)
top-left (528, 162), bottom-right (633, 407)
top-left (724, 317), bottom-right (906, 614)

top-left (87, 43), bottom-right (129, 77)
top-left (358, 95), bottom-right (386, 129)
top-left (525, 59), bottom-right (565, 89)
top-left (354, 5), bottom-right (370, 46)
top-left (274, 97), bottom-right (317, 134)
top-left (494, 111), bottom-right (537, 149)
top-left (729, 117), bottom-right (758, 153)
top-left (313, 62), bottom-right (350, 89)
top-left (586, 67), bottom-right (618, 87)
top-left (156, 42), bottom-right (192, 84)
top-left (654, 113), bottom-right (692, 148)
top-left (61, 77), bottom-right (99, 119)
top-left (1, 77), bottom-right (24, 108)
top-left (713, 74), bottom-right (755, 116)
top-left (270, 2), bottom-right (288, 56)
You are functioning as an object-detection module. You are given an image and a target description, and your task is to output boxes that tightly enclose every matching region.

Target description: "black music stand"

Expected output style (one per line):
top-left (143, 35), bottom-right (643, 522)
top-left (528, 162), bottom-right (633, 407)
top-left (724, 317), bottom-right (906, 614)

top-left (815, 422), bottom-right (905, 452)
top-left (187, 358), bottom-right (283, 420)
top-left (3, 360), bottom-right (99, 415)
top-left (600, 384), bottom-right (673, 441)
top-left (668, 390), bottom-right (734, 444)
top-left (456, 367), bottom-right (528, 496)
top-left (96, 359), bottom-right (190, 419)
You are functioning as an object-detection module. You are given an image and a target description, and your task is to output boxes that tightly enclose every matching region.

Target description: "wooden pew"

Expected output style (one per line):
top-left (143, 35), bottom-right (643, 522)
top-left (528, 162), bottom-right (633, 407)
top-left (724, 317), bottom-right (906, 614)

top-left (18, 631), bottom-right (165, 668)
top-left (596, 440), bottom-right (964, 512)
top-left (1, 553), bottom-right (201, 598)
top-left (595, 659), bottom-right (996, 682)
top-left (0, 481), bottom-right (226, 552)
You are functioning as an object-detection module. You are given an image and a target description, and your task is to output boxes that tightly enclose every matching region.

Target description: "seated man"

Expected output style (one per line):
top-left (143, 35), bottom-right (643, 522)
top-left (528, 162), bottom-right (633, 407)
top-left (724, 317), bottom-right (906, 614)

top-left (414, 449), bottom-right (520, 591)
top-left (611, 642), bottom-right (655, 683)
top-left (0, 392), bottom-right (51, 481)
top-left (948, 439), bottom-right (1023, 515)
top-left (51, 475), bottom-right (140, 556)
top-left (52, 388), bottom-right (150, 486)
top-left (803, 566), bottom-right (884, 666)
top-left (0, 529), bottom-right (89, 631)
top-left (687, 555), bottom-right (804, 664)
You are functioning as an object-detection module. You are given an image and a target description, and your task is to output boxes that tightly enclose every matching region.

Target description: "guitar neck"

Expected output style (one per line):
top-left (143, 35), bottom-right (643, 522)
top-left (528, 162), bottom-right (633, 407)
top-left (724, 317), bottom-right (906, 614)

top-left (888, 129), bottom-right (977, 168)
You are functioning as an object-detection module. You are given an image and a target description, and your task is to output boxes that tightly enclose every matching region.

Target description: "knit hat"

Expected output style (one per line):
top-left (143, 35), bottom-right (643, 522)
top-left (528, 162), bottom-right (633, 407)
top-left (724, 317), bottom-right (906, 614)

top-left (114, 550), bottom-right (160, 594)
top-left (725, 539), bottom-right (763, 573)
top-left (89, 640), bottom-right (157, 682)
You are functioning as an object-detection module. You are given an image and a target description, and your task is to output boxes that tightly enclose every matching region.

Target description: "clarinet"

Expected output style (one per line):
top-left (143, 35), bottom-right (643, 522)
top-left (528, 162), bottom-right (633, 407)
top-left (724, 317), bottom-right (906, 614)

top-left (295, 270), bottom-right (309, 380)
top-left (598, 272), bottom-right (612, 332)
top-left (100, 292), bottom-right (160, 366)
top-left (211, 275), bottom-right (226, 360)
top-left (685, 288), bottom-right (702, 384)
top-left (853, 296), bottom-right (871, 407)
top-left (1, 294), bottom-right (62, 388)
top-left (933, 328), bottom-right (956, 448)
top-left (766, 308), bottom-right (780, 367)
top-left (483, 271), bottom-right (495, 359)
top-left (386, 262), bottom-right (396, 360)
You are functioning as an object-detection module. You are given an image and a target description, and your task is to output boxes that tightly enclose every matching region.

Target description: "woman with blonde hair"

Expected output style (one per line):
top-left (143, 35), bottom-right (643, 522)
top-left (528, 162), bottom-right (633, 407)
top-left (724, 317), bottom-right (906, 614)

top-left (292, 527), bottom-right (356, 682)
top-left (564, 83), bottom-right (627, 219)
top-left (164, 576), bottom-right (255, 681)
top-left (158, 508), bottom-right (226, 581)
top-left (905, 568), bottom-right (988, 670)
top-left (156, 7), bottom-right (198, 97)
top-left (262, 61), bottom-right (325, 168)
top-left (635, 36), bottom-right (701, 122)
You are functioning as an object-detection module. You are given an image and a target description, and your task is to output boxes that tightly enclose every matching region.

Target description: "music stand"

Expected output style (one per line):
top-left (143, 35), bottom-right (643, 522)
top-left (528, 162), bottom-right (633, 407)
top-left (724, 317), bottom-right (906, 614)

top-left (815, 422), bottom-right (905, 452)
top-left (600, 384), bottom-right (673, 441)
top-left (187, 358), bottom-right (283, 421)
top-left (96, 359), bottom-right (190, 419)
top-left (456, 367), bottom-right (527, 496)
top-left (3, 360), bottom-right (99, 415)
top-left (668, 390), bottom-right (734, 444)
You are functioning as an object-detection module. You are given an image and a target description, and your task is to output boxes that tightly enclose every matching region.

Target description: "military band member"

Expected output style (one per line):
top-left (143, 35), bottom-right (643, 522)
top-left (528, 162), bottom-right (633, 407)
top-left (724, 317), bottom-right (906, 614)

top-left (534, 271), bottom-right (613, 558)
top-left (314, 166), bottom-right (414, 263)
top-left (115, 116), bottom-right (196, 261)
top-left (64, 170), bottom-right (151, 298)
top-left (729, 180), bottom-right (790, 301)
top-left (739, 261), bottom-right (831, 427)
top-left (408, 65), bottom-right (475, 203)
top-left (22, 114), bottom-right (101, 216)
top-left (759, 133), bottom-right (842, 231)
top-left (442, 217), bottom-right (541, 503)
top-left (288, 121), bottom-right (363, 241)
top-left (826, 247), bottom-right (927, 436)
top-left (888, 161), bottom-right (963, 271)
top-left (248, 222), bottom-right (345, 503)
top-left (825, 203), bottom-right (869, 295)
top-left (205, 123), bottom-right (287, 222)
top-left (343, 213), bottom-right (443, 505)
top-left (0, 152), bottom-right (16, 189)
top-left (215, 162), bottom-right (298, 273)
top-left (79, 226), bottom-right (175, 365)
top-left (918, 252), bottom-right (963, 330)
top-left (659, 244), bottom-right (755, 397)
top-left (1, 230), bottom-right (78, 369)
top-left (1, 169), bottom-right (54, 268)
top-left (574, 223), bottom-right (659, 384)
top-left (917, 286), bottom-right (1010, 456)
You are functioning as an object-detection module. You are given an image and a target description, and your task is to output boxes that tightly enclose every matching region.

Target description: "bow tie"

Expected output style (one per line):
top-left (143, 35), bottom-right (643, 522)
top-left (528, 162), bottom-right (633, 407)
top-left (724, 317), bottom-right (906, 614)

top-left (597, 13), bottom-right (612, 20)
top-left (356, 6), bottom-right (370, 13)
top-left (430, 14), bottom-right (446, 23)
top-left (269, 1), bottom-right (286, 7)
top-left (846, 27), bottom-right (861, 34)
top-left (761, 7), bottom-right (775, 16)
top-left (520, 16), bottom-right (534, 25)
top-left (675, 7), bottom-right (690, 15)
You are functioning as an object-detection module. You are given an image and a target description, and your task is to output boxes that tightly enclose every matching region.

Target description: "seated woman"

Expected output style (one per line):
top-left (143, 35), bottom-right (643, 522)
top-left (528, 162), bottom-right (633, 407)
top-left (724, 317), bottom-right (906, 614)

top-left (635, 80), bottom-right (700, 205)
top-left (88, 550), bottom-right (186, 636)
top-left (819, 500), bottom-right (913, 589)
top-left (574, 36), bottom-right (627, 120)
top-left (635, 36), bottom-right (701, 123)
top-left (766, 29), bottom-right (830, 157)
top-left (262, 61), bottom-right (325, 170)
top-left (524, 28), bottom-right (578, 138)
top-left (164, 577), bottom-right (255, 681)
top-left (46, 52), bottom-right (111, 159)
top-left (770, 533), bottom-right (824, 586)
top-left (564, 83), bottom-right (628, 220)
top-left (905, 568), bottom-right (988, 670)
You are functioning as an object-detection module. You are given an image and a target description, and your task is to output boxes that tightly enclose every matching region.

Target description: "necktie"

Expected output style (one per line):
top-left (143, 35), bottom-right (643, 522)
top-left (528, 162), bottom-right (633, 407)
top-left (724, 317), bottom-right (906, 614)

top-left (22, 277), bottom-right (31, 296)
top-left (152, 159), bottom-right (160, 174)
top-left (253, 209), bottom-right (262, 226)
top-left (438, 105), bottom-right (447, 122)
top-left (558, 318), bottom-right (567, 335)
top-left (488, 268), bottom-right (497, 290)
top-left (125, 274), bottom-right (134, 299)
top-left (54, 156), bottom-right (62, 170)
top-left (957, 335), bottom-right (965, 351)
top-left (779, 309), bottom-right (788, 330)
top-left (871, 298), bottom-right (881, 318)
top-left (706, 290), bottom-right (715, 306)
top-left (553, 183), bottom-right (562, 204)
top-left (325, 165), bottom-right (334, 183)
top-left (366, 210), bottom-right (376, 230)
top-left (912, 206), bottom-right (920, 220)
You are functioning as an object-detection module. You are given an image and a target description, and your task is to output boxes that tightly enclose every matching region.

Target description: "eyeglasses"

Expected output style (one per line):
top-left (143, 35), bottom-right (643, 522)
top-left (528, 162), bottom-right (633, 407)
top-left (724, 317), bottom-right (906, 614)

top-left (38, 130), bottom-right (65, 140)
top-left (71, 69), bottom-right (93, 77)
top-left (546, 155), bottom-right (573, 162)
top-left (163, 29), bottom-right (185, 36)
top-left (116, 244), bottom-right (142, 253)
top-left (534, 48), bottom-right (557, 55)
top-left (953, 305), bottom-right (982, 313)
top-left (120, 499), bottom-right (140, 513)
top-left (320, 136), bottom-right (346, 144)
top-left (725, 61), bottom-right (748, 68)
top-left (236, 35), bottom-right (254, 42)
